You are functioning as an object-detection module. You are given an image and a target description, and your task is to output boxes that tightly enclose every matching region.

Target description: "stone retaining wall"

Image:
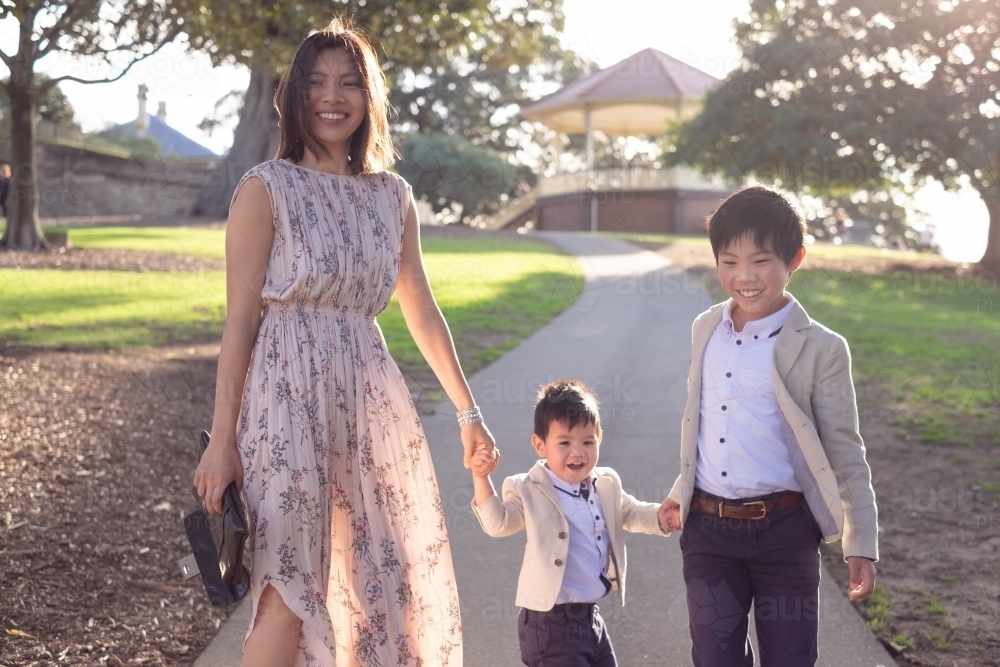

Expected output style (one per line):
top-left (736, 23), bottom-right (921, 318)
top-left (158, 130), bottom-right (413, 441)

top-left (0, 141), bottom-right (220, 220)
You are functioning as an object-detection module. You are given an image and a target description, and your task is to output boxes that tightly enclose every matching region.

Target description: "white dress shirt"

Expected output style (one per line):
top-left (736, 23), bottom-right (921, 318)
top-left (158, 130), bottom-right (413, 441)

top-left (544, 466), bottom-right (612, 604)
top-left (694, 296), bottom-right (802, 499)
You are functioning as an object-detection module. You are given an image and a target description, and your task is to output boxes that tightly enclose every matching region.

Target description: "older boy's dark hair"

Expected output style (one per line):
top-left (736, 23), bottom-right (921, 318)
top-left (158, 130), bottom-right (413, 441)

top-left (705, 186), bottom-right (806, 266)
top-left (534, 380), bottom-right (602, 441)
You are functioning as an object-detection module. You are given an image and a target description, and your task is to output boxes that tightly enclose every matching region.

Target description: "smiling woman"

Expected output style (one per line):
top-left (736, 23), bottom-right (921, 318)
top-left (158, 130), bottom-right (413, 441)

top-left (272, 23), bottom-right (396, 175)
top-left (188, 18), bottom-right (494, 667)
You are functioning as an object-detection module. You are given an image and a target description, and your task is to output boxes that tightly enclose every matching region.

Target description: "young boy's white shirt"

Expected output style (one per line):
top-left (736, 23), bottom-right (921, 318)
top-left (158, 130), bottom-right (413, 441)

top-left (696, 296), bottom-right (801, 497)
top-left (668, 297), bottom-right (879, 561)
top-left (473, 460), bottom-right (666, 612)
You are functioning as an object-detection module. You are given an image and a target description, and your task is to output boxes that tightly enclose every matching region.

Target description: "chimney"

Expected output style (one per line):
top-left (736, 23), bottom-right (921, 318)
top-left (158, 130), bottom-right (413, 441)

top-left (136, 84), bottom-right (149, 137)
top-left (156, 101), bottom-right (167, 122)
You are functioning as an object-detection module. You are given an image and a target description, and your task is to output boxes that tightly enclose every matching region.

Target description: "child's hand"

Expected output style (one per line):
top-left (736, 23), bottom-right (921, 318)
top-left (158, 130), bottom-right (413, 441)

top-left (658, 498), bottom-right (682, 534)
top-left (846, 556), bottom-right (876, 601)
top-left (470, 443), bottom-right (500, 478)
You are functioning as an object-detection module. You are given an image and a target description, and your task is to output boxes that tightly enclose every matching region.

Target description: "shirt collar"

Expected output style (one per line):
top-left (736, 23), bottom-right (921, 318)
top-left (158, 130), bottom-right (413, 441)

top-left (544, 464), bottom-right (595, 497)
top-left (722, 294), bottom-right (797, 339)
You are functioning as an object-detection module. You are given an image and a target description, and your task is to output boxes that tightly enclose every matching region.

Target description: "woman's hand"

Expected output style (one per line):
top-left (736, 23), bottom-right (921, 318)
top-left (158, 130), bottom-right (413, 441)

top-left (193, 439), bottom-right (244, 516)
top-left (460, 421), bottom-right (495, 469)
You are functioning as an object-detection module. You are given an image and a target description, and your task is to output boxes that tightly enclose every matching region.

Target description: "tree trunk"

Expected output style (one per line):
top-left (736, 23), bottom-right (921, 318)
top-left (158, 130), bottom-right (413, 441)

top-left (979, 191), bottom-right (1000, 273)
top-left (193, 66), bottom-right (282, 219)
top-left (0, 79), bottom-right (47, 251)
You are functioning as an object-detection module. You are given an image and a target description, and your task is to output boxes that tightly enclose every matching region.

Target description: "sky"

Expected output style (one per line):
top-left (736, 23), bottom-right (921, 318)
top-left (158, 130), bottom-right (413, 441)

top-left (0, 0), bottom-right (989, 261)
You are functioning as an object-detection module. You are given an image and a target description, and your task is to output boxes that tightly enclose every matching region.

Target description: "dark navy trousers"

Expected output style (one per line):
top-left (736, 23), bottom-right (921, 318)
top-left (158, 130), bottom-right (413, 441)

top-left (679, 490), bottom-right (823, 667)
top-left (518, 603), bottom-right (617, 667)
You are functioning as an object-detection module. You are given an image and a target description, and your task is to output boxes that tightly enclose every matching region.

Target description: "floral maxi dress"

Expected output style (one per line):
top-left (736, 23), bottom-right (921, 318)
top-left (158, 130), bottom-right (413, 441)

top-left (231, 159), bottom-right (462, 667)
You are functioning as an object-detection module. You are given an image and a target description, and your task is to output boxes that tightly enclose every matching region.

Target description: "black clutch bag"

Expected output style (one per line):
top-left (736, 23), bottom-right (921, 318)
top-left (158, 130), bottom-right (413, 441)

top-left (178, 430), bottom-right (251, 607)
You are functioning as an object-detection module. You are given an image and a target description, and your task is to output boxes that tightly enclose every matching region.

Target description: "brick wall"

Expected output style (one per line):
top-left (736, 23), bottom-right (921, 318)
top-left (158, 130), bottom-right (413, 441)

top-left (532, 189), bottom-right (727, 234)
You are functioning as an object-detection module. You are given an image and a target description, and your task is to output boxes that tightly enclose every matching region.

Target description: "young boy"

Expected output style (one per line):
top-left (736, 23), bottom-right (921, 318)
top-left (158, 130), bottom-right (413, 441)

top-left (471, 380), bottom-right (671, 667)
top-left (659, 186), bottom-right (879, 666)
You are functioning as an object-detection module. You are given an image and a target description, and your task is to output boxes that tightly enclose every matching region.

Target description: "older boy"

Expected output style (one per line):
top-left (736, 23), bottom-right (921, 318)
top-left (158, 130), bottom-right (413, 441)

top-left (471, 380), bottom-right (671, 667)
top-left (659, 186), bottom-right (878, 666)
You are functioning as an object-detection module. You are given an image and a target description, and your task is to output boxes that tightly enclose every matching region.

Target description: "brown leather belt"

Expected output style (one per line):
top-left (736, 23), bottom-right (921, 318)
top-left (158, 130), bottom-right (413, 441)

top-left (691, 491), bottom-right (804, 520)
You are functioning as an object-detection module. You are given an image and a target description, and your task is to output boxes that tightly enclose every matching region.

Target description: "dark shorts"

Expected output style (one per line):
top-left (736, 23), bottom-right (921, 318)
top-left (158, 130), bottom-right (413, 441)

top-left (518, 603), bottom-right (617, 667)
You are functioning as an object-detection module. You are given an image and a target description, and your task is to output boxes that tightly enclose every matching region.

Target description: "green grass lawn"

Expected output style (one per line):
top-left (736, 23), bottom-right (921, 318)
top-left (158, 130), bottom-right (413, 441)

top-left (790, 268), bottom-right (1000, 445)
top-left (0, 232), bottom-right (583, 374)
top-left (619, 231), bottom-right (997, 445)
top-left (0, 224), bottom-right (228, 259)
top-left (606, 231), bottom-right (943, 262)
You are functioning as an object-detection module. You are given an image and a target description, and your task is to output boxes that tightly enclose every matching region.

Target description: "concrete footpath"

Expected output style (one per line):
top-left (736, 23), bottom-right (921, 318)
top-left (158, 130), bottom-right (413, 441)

top-left (195, 233), bottom-right (895, 666)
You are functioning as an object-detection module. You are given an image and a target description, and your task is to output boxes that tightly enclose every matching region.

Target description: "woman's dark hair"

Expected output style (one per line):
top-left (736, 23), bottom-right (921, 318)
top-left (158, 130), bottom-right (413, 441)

top-left (705, 186), bottom-right (806, 265)
top-left (274, 18), bottom-right (396, 174)
top-left (534, 380), bottom-right (602, 441)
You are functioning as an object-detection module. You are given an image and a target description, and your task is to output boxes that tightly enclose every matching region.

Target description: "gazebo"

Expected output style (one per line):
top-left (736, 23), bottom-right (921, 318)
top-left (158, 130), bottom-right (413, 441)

top-left (485, 48), bottom-right (731, 233)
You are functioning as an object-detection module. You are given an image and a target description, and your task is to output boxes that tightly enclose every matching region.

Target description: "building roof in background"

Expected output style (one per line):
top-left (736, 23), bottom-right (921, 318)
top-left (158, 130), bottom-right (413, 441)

top-left (521, 48), bottom-right (720, 135)
top-left (103, 115), bottom-right (220, 160)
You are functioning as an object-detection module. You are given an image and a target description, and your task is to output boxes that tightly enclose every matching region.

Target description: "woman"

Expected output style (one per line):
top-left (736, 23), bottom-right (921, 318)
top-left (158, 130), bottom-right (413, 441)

top-left (193, 19), bottom-right (495, 667)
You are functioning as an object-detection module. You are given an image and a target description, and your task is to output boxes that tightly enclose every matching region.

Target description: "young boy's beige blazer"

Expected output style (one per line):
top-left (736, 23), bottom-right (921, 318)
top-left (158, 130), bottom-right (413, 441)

top-left (472, 461), bottom-right (665, 612)
top-left (667, 298), bottom-right (879, 561)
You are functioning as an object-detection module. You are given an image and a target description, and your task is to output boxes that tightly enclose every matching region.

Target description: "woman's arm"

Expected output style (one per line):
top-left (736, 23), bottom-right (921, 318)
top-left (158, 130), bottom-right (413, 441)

top-left (193, 176), bottom-right (274, 515)
top-left (395, 194), bottom-right (495, 467)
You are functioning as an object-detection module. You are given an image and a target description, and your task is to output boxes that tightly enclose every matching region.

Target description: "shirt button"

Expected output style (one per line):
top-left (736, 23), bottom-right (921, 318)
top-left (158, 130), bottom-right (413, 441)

top-left (721, 405), bottom-right (727, 411)
top-left (558, 532), bottom-right (567, 539)
top-left (555, 559), bottom-right (563, 566)
top-left (736, 340), bottom-right (742, 345)
top-left (754, 335), bottom-right (759, 339)
top-left (726, 372), bottom-right (732, 378)
top-left (590, 500), bottom-right (594, 504)
top-left (722, 471), bottom-right (728, 477)
top-left (597, 536), bottom-right (602, 541)
top-left (720, 438), bottom-right (725, 443)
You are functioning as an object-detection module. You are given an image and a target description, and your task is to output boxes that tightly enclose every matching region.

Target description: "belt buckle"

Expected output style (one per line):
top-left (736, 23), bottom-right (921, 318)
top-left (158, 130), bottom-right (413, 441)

top-left (717, 500), bottom-right (724, 518)
top-left (743, 500), bottom-right (767, 520)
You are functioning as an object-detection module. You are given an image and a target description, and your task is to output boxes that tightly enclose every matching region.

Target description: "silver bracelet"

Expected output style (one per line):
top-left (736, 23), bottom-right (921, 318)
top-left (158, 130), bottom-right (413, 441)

top-left (456, 405), bottom-right (483, 426)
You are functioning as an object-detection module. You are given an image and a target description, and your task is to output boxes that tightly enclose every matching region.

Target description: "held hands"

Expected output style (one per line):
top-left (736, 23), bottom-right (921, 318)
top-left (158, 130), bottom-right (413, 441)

top-left (846, 556), bottom-right (876, 601)
top-left (461, 421), bottom-right (496, 469)
top-left (192, 437), bottom-right (244, 516)
top-left (470, 442), bottom-right (500, 478)
top-left (658, 497), bottom-right (682, 534)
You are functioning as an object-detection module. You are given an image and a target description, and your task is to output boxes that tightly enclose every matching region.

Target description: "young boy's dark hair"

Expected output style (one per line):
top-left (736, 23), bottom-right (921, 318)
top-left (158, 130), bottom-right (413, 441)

top-left (705, 186), bottom-right (806, 266)
top-left (533, 380), bottom-right (602, 441)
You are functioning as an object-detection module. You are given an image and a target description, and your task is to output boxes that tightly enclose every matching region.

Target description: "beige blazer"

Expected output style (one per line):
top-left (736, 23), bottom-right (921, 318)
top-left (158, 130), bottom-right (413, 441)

top-left (472, 461), bottom-right (666, 611)
top-left (668, 298), bottom-right (879, 561)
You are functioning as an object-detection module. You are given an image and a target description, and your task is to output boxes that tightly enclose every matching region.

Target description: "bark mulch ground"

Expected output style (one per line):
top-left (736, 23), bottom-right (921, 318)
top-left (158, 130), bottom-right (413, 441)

top-left (0, 248), bottom-right (224, 273)
top-left (1, 344), bottom-right (232, 666)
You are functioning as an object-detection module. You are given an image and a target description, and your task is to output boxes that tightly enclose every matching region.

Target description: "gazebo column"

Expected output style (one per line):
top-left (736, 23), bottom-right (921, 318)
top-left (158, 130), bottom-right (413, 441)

top-left (585, 106), bottom-right (597, 233)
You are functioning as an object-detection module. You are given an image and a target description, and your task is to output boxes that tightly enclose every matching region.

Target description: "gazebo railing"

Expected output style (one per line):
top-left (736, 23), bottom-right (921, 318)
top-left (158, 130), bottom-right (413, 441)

top-left (537, 166), bottom-right (728, 198)
top-left (478, 166), bottom-right (730, 230)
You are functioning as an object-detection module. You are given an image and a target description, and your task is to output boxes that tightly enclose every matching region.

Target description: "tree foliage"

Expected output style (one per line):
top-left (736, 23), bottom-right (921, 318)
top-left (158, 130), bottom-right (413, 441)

top-left (396, 133), bottom-right (535, 221)
top-left (184, 0), bottom-right (583, 148)
top-left (184, 0), bottom-right (585, 220)
top-left (668, 0), bottom-right (1000, 264)
top-left (0, 74), bottom-right (79, 130)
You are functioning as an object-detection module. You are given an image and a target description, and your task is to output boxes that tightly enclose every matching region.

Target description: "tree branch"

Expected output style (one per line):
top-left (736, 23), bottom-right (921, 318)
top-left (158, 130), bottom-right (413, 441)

top-left (37, 0), bottom-right (102, 49)
top-left (34, 28), bottom-right (183, 95)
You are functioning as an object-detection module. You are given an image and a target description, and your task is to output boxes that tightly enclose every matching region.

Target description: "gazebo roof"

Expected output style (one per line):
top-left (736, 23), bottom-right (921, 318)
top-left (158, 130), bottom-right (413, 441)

top-left (521, 48), bottom-right (720, 135)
